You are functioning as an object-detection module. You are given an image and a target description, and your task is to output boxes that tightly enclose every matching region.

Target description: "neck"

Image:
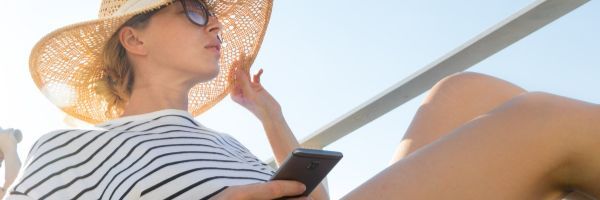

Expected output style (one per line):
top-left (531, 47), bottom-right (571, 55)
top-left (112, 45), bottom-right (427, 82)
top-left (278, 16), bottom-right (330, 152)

top-left (120, 80), bottom-right (193, 117)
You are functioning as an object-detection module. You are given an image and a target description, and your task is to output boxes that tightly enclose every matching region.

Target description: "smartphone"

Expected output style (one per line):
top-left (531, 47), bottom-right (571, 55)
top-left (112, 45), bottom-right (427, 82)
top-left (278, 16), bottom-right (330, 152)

top-left (269, 148), bottom-right (343, 199)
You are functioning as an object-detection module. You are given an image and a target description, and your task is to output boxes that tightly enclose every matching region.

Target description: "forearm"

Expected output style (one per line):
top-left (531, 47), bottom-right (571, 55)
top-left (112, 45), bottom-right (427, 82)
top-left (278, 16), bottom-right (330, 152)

top-left (260, 110), bottom-right (301, 166)
top-left (4, 149), bottom-right (22, 187)
top-left (260, 109), bottom-right (330, 200)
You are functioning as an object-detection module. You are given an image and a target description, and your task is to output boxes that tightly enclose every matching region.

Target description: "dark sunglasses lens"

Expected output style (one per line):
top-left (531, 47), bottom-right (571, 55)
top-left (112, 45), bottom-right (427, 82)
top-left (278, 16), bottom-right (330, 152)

top-left (184, 0), bottom-right (209, 25)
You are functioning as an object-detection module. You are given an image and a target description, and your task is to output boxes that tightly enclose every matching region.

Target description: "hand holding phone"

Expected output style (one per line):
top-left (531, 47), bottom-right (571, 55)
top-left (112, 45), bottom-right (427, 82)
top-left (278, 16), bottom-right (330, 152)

top-left (208, 180), bottom-right (308, 200)
top-left (269, 148), bottom-right (343, 199)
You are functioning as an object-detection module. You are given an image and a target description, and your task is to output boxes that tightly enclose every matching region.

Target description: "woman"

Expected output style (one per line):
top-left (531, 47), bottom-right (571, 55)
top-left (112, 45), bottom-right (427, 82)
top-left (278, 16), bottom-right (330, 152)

top-left (6, 0), bottom-right (600, 199)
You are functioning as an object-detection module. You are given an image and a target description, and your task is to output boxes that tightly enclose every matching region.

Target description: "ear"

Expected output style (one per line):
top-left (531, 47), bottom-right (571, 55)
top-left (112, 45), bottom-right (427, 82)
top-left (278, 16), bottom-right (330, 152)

top-left (119, 27), bottom-right (147, 56)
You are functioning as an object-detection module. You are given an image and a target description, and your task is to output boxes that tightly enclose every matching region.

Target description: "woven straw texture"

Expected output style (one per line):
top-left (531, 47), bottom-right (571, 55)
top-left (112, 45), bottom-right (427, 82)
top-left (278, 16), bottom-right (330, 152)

top-left (29, 0), bottom-right (273, 124)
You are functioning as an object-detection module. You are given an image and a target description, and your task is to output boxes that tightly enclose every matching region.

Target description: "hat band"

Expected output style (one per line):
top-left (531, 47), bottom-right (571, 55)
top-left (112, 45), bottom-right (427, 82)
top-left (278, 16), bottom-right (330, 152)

top-left (112, 0), bottom-right (170, 17)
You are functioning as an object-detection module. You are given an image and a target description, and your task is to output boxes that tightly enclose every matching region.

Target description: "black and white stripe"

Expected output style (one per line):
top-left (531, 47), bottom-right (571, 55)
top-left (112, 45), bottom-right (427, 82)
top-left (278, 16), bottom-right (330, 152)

top-left (7, 109), bottom-right (274, 200)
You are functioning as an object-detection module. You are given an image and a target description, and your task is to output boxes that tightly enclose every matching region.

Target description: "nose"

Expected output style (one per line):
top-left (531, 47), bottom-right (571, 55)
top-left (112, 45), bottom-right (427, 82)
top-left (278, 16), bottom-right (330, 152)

top-left (206, 15), bottom-right (222, 37)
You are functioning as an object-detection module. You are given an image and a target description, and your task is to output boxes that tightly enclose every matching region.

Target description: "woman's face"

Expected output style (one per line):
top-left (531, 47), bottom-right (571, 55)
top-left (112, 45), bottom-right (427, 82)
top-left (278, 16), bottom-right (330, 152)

top-left (138, 0), bottom-right (223, 84)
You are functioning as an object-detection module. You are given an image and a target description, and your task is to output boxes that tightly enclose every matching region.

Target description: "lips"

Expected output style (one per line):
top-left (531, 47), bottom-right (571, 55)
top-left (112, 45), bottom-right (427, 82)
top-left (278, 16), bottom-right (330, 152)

top-left (205, 41), bottom-right (221, 54)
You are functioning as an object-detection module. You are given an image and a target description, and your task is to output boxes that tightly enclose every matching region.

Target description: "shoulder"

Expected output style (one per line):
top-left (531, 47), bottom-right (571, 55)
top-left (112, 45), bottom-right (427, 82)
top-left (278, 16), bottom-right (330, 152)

top-left (28, 128), bottom-right (105, 157)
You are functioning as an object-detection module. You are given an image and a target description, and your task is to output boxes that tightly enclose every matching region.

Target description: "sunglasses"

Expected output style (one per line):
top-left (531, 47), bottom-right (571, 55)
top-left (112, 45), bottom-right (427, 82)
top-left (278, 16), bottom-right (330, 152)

top-left (179, 0), bottom-right (215, 26)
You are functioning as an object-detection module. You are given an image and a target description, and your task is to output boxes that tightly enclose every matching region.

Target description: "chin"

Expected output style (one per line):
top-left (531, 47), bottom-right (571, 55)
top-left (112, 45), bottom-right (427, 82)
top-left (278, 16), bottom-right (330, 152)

top-left (196, 64), bottom-right (220, 83)
top-left (208, 63), bottom-right (220, 79)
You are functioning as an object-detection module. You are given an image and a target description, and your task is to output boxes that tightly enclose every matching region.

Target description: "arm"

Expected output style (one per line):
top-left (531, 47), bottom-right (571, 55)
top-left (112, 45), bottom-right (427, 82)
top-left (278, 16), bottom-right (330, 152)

top-left (259, 108), bottom-right (297, 165)
top-left (259, 108), bottom-right (330, 200)
top-left (1, 128), bottom-right (43, 200)
top-left (230, 68), bottom-right (329, 200)
top-left (0, 129), bottom-right (22, 199)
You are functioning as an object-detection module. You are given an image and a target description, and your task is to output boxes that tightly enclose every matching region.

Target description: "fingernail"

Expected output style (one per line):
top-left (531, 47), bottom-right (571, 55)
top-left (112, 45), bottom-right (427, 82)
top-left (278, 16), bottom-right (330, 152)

top-left (298, 183), bottom-right (306, 192)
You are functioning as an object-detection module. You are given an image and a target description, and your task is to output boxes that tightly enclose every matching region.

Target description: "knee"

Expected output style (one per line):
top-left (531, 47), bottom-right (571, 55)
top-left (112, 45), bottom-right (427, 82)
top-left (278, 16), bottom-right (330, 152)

top-left (503, 92), bottom-right (583, 115)
top-left (492, 92), bottom-right (600, 190)
top-left (498, 92), bottom-right (571, 121)
top-left (426, 72), bottom-right (526, 104)
top-left (438, 72), bottom-right (494, 84)
top-left (498, 92), bottom-right (599, 137)
top-left (434, 72), bottom-right (486, 89)
top-left (434, 72), bottom-right (522, 93)
top-left (503, 92), bottom-right (556, 109)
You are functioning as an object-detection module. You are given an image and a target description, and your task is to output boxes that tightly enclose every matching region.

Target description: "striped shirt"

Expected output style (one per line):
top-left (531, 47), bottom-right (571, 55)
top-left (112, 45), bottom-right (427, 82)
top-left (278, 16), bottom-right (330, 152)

top-left (6, 109), bottom-right (275, 200)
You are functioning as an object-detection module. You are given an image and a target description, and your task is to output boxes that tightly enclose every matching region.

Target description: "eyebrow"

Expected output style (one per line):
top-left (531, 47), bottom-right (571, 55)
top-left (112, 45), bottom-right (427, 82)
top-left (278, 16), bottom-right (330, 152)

top-left (171, 1), bottom-right (185, 11)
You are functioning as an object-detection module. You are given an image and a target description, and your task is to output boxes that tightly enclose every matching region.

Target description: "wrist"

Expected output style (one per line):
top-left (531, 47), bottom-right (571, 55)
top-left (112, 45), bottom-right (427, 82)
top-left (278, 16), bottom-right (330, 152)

top-left (254, 102), bottom-right (282, 120)
top-left (257, 106), bottom-right (283, 124)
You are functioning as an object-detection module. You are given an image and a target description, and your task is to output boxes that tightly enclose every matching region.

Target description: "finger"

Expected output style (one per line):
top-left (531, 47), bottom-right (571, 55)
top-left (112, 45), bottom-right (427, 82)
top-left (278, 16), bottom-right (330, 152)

top-left (234, 67), bottom-right (253, 93)
top-left (289, 197), bottom-right (312, 200)
top-left (264, 180), bottom-right (306, 198)
top-left (231, 69), bottom-right (248, 99)
top-left (231, 70), bottom-right (243, 94)
top-left (240, 181), bottom-right (306, 199)
top-left (253, 68), bottom-right (263, 84)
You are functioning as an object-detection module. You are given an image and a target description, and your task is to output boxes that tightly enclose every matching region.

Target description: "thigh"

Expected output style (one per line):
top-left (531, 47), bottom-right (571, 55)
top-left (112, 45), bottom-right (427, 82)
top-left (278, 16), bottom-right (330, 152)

top-left (342, 93), bottom-right (600, 200)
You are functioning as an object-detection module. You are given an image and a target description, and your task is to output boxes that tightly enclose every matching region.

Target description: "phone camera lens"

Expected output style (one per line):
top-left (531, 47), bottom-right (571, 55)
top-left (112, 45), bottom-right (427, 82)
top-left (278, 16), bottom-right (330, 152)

top-left (307, 160), bottom-right (320, 170)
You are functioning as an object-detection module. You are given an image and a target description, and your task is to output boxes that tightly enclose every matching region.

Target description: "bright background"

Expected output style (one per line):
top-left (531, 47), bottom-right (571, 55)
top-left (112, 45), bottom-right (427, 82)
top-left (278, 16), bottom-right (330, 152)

top-left (1, 0), bottom-right (598, 199)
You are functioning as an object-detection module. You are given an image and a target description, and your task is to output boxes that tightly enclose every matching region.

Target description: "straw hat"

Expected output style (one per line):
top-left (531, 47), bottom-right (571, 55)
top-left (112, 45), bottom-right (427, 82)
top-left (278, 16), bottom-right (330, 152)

top-left (29, 0), bottom-right (273, 124)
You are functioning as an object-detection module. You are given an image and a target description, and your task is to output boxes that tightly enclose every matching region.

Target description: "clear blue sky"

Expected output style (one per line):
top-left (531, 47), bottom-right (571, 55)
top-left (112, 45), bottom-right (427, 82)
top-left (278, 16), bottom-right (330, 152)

top-left (1, 0), bottom-right (598, 199)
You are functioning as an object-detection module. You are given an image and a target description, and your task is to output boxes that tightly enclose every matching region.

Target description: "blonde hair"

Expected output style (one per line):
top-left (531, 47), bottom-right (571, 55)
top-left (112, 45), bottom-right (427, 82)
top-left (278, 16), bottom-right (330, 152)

top-left (96, 10), bottom-right (162, 118)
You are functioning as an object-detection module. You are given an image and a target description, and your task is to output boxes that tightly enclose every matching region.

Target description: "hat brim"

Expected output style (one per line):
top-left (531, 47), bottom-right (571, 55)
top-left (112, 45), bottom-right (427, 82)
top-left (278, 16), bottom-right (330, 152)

top-left (29, 0), bottom-right (273, 124)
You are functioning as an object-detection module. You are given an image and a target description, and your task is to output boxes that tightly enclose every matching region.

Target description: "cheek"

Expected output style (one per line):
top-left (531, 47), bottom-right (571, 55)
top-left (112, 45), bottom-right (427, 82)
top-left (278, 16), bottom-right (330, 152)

top-left (147, 21), bottom-right (217, 75)
top-left (149, 30), bottom-right (190, 63)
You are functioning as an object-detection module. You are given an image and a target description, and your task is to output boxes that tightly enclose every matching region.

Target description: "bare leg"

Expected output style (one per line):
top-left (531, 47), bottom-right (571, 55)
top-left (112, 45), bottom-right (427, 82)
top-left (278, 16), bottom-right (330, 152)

top-left (390, 72), bottom-right (526, 162)
top-left (389, 72), bottom-right (592, 199)
top-left (341, 92), bottom-right (600, 199)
